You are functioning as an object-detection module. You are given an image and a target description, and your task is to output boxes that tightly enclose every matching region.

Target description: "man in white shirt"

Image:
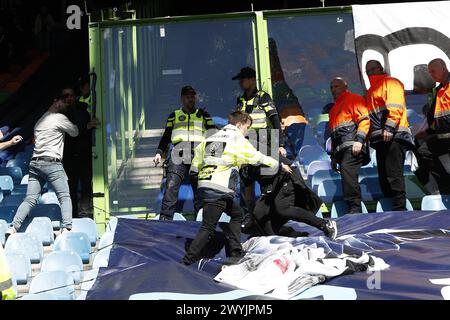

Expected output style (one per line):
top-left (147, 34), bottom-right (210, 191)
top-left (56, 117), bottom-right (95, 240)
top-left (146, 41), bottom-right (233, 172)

top-left (6, 98), bottom-right (79, 236)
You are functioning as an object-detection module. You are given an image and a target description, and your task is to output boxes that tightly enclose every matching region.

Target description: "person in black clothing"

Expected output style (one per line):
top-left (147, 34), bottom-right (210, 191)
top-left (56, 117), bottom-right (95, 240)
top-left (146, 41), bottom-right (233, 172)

top-left (62, 86), bottom-right (99, 218)
top-left (251, 156), bottom-right (337, 240)
top-left (153, 86), bottom-right (216, 220)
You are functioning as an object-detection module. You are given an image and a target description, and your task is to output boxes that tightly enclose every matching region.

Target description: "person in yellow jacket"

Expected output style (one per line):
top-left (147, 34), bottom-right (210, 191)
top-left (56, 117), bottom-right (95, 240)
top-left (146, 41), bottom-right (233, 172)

top-left (415, 58), bottom-right (450, 194)
top-left (365, 60), bottom-right (414, 211)
top-left (0, 245), bottom-right (15, 300)
top-left (182, 111), bottom-right (292, 265)
top-left (329, 77), bottom-right (370, 213)
top-left (153, 86), bottom-right (216, 220)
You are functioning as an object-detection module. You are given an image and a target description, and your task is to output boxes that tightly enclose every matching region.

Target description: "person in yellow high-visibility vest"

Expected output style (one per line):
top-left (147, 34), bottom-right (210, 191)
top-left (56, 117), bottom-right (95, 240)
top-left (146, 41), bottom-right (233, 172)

top-left (0, 245), bottom-right (15, 300)
top-left (233, 67), bottom-right (286, 231)
top-left (153, 86), bottom-right (216, 220)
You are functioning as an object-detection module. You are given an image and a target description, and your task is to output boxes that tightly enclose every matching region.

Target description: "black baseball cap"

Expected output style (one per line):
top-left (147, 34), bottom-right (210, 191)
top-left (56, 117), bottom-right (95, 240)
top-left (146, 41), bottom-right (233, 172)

top-left (232, 67), bottom-right (256, 80)
top-left (181, 85), bottom-right (196, 96)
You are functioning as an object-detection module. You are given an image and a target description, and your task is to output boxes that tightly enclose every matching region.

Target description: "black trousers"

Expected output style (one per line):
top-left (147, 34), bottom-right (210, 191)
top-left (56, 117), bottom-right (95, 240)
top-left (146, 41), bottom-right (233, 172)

top-left (64, 153), bottom-right (92, 217)
top-left (271, 181), bottom-right (326, 233)
top-left (375, 140), bottom-right (407, 211)
top-left (160, 158), bottom-right (199, 218)
top-left (338, 149), bottom-right (365, 213)
top-left (183, 197), bottom-right (243, 264)
top-left (415, 136), bottom-right (450, 195)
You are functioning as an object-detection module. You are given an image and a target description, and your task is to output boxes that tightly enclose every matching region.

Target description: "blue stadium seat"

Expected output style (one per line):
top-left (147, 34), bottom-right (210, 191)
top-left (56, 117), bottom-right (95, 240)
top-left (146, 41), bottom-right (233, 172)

top-left (331, 200), bottom-right (368, 218)
top-left (92, 248), bottom-right (111, 269)
top-left (53, 232), bottom-right (91, 264)
top-left (0, 219), bottom-right (7, 245)
top-left (20, 174), bottom-right (29, 185)
top-left (0, 190), bottom-right (3, 203)
top-left (72, 218), bottom-right (98, 246)
top-left (0, 205), bottom-right (17, 223)
top-left (0, 175), bottom-right (14, 195)
top-left (315, 210), bottom-right (323, 218)
top-left (405, 175), bottom-right (426, 199)
top-left (302, 126), bottom-right (319, 146)
top-left (406, 109), bottom-right (424, 124)
top-left (39, 192), bottom-right (59, 205)
top-left (5, 233), bottom-right (44, 263)
top-left (360, 177), bottom-right (383, 201)
top-left (6, 159), bottom-right (29, 175)
top-left (1, 194), bottom-right (25, 206)
top-left (317, 179), bottom-right (343, 203)
top-left (421, 195), bottom-right (450, 211)
top-left (41, 251), bottom-right (84, 285)
top-left (98, 231), bottom-right (114, 251)
top-left (155, 212), bottom-right (186, 221)
top-left (11, 184), bottom-right (28, 195)
top-left (6, 253), bottom-right (32, 285)
top-left (0, 167), bottom-right (23, 185)
top-left (362, 147), bottom-right (377, 168)
top-left (20, 292), bottom-right (57, 300)
top-left (312, 171), bottom-right (340, 192)
top-left (29, 271), bottom-right (75, 300)
top-left (306, 160), bottom-right (331, 180)
top-left (376, 198), bottom-right (414, 212)
top-left (106, 215), bottom-right (138, 233)
top-left (195, 208), bottom-right (230, 223)
top-left (30, 204), bottom-right (62, 230)
top-left (302, 150), bottom-right (329, 171)
top-left (25, 217), bottom-right (54, 246)
top-left (358, 167), bottom-right (378, 181)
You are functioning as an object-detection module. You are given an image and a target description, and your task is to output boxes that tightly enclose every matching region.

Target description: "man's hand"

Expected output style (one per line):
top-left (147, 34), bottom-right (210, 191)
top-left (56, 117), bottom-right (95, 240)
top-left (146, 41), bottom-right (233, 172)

top-left (10, 135), bottom-right (23, 146)
top-left (153, 153), bottom-right (162, 166)
top-left (279, 147), bottom-right (287, 157)
top-left (281, 163), bottom-right (293, 175)
top-left (352, 141), bottom-right (363, 157)
top-left (331, 158), bottom-right (339, 172)
top-left (87, 118), bottom-right (100, 130)
top-left (383, 130), bottom-right (394, 142)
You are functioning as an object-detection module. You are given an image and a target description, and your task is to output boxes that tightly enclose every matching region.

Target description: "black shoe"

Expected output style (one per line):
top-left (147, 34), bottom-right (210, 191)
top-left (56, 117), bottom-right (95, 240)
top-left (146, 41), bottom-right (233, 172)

top-left (159, 215), bottom-right (173, 221)
top-left (223, 251), bottom-right (245, 266)
top-left (241, 215), bottom-right (256, 232)
top-left (323, 220), bottom-right (337, 240)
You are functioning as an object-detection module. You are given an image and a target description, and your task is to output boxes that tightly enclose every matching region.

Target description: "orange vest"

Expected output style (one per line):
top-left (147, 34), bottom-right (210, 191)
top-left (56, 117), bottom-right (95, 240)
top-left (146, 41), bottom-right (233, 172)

top-left (366, 74), bottom-right (413, 147)
top-left (432, 80), bottom-right (450, 140)
top-left (329, 90), bottom-right (369, 154)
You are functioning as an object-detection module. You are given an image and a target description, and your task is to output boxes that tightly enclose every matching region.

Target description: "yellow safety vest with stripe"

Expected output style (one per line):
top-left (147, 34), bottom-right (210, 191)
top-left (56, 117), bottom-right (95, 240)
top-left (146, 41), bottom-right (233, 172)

top-left (0, 245), bottom-right (15, 300)
top-left (169, 108), bottom-right (213, 145)
top-left (237, 90), bottom-right (277, 130)
top-left (191, 124), bottom-right (279, 195)
top-left (79, 95), bottom-right (92, 114)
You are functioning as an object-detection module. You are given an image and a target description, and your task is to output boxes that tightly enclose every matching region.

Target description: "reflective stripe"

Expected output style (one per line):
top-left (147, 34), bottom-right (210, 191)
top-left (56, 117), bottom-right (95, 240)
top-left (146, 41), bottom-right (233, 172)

top-left (336, 140), bottom-right (355, 152)
top-left (385, 119), bottom-right (397, 128)
top-left (331, 121), bottom-right (354, 132)
top-left (397, 126), bottom-right (412, 133)
top-left (371, 129), bottom-right (383, 137)
top-left (435, 109), bottom-right (450, 118)
top-left (356, 131), bottom-right (367, 138)
top-left (172, 122), bottom-right (204, 131)
top-left (437, 132), bottom-right (450, 139)
top-left (369, 106), bottom-right (387, 114)
top-left (198, 182), bottom-right (234, 194)
top-left (386, 103), bottom-right (405, 109)
top-left (0, 278), bottom-right (13, 291)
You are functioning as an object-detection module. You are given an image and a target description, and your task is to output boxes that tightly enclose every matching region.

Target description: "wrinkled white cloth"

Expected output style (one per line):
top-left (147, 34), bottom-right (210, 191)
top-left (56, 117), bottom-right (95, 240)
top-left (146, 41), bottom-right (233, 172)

top-left (214, 237), bottom-right (389, 299)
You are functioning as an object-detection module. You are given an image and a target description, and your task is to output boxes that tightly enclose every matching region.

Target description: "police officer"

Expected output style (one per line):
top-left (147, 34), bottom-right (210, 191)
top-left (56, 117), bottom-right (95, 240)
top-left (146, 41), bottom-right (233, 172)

top-left (78, 75), bottom-right (92, 115)
top-left (232, 67), bottom-right (286, 228)
top-left (154, 86), bottom-right (216, 220)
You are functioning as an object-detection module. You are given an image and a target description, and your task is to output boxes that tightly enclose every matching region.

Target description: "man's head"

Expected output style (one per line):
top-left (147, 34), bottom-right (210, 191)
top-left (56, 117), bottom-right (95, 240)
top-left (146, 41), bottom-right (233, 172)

top-left (62, 86), bottom-right (76, 106)
top-left (330, 77), bottom-right (348, 100)
top-left (428, 58), bottom-right (449, 84)
top-left (232, 67), bottom-right (257, 91)
top-left (78, 76), bottom-right (90, 97)
top-left (49, 98), bottom-right (68, 114)
top-left (180, 86), bottom-right (196, 110)
top-left (365, 60), bottom-right (384, 76)
top-left (228, 111), bottom-right (252, 135)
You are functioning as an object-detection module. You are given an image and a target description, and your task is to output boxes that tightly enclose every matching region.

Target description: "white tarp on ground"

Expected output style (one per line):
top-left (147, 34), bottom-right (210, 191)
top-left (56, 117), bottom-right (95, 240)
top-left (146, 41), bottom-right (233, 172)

top-left (352, 1), bottom-right (450, 91)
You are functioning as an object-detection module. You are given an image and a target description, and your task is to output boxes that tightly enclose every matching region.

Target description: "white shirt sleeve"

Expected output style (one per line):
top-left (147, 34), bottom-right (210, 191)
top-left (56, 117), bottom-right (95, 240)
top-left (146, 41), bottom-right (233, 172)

top-left (56, 114), bottom-right (79, 137)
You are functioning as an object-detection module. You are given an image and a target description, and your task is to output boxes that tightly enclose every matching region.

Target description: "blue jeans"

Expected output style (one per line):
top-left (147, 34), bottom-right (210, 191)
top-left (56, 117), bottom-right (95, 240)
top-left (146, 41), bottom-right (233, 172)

top-left (286, 123), bottom-right (306, 160)
top-left (12, 160), bottom-right (72, 230)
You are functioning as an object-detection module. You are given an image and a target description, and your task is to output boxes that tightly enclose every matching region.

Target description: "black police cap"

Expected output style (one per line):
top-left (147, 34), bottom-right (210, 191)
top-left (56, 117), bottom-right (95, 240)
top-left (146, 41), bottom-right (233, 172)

top-left (232, 67), bottom-right (256, 80)
top-left (181, 86), bottom-right (196, 96)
